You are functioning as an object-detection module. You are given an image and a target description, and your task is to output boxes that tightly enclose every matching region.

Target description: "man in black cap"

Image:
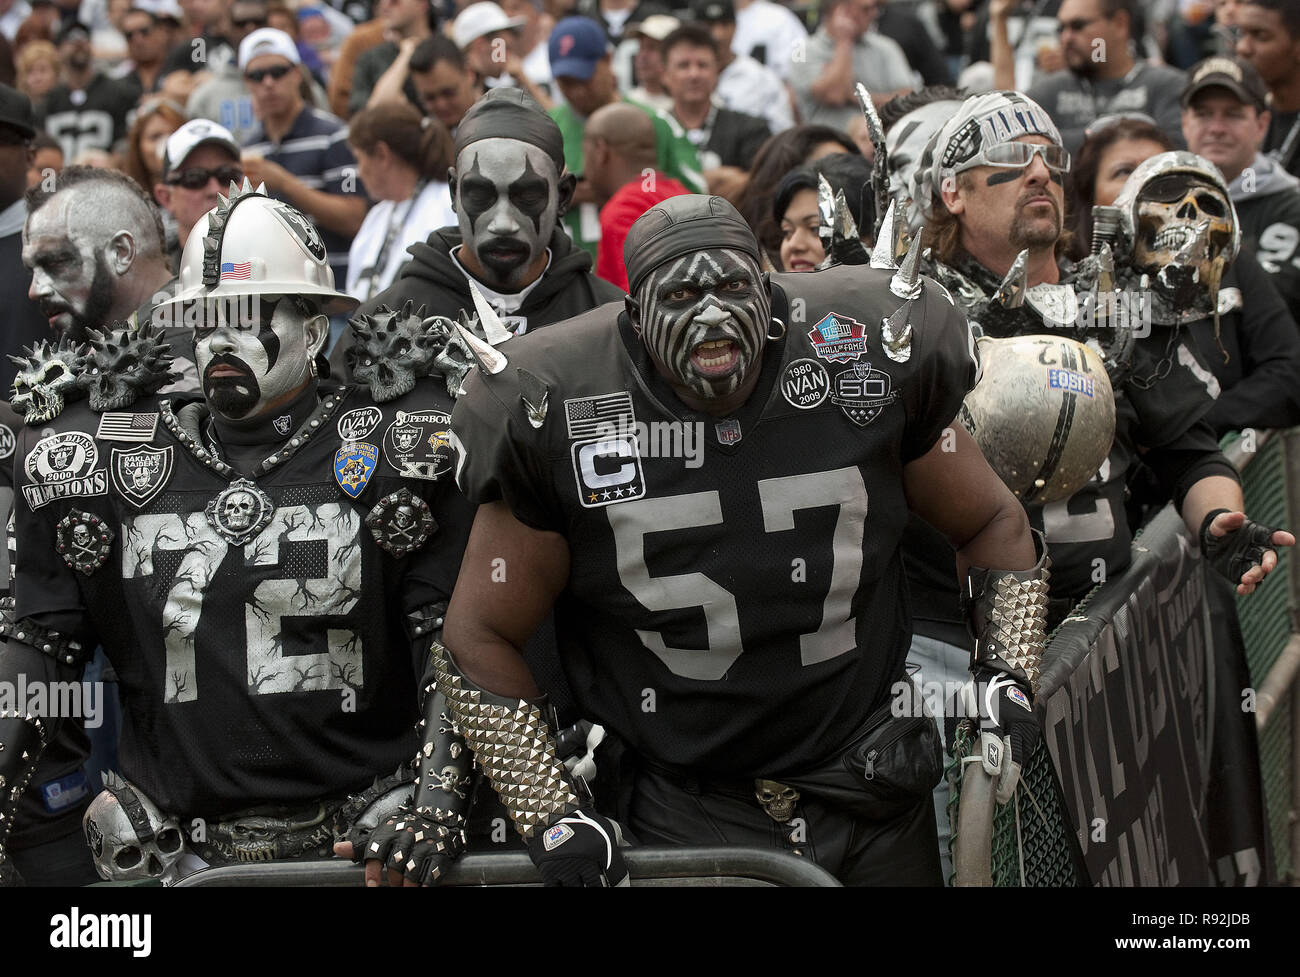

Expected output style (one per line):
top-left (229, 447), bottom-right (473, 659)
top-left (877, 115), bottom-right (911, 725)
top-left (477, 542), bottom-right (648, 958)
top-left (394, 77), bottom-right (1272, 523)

top-left (1182, 54), bottom-right (1300, 326)
top-left (38, 22), bottom-right (136, 162)
top-left (439, 193), bottom-right (1054, 885)
top-left (0, 84), bottom-right (51, 393)
top-left (691, 0), bottom-right (791, 134)
top-left (331, 88), bottom-right (623, 377)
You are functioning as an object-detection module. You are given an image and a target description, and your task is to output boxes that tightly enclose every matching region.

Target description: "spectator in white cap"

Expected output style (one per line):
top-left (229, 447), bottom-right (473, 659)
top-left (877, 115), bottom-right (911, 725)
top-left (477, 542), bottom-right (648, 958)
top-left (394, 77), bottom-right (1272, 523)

top-left (625, 12), bottom-right (678, 112)
top-left (452, 1), bottom-right (551, 106)
top-left (237, 27), bottom-right (368, 286)
top-left (155, 116), bottom-right (242, 258)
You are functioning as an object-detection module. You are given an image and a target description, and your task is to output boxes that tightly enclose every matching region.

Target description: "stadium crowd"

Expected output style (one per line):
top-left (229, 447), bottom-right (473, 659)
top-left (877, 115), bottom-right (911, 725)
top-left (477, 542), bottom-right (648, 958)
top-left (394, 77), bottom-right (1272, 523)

top-left (0, 0), bottom-right (1298, 888)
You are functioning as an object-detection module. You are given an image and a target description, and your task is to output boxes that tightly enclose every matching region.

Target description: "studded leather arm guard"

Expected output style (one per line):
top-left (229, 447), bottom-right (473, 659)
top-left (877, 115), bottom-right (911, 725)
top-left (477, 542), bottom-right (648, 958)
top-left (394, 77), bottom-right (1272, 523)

top-left (433, 639), bottom-right (580, 840)
top-left (962, 529), bottom-right (1051, 694)
top-left (0, 664), bottom-right (52, 885)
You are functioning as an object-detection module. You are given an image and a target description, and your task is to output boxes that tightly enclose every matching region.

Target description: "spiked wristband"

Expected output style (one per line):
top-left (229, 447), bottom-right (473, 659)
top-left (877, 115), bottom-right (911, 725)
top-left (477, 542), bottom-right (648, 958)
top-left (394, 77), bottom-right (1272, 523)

top-left (432, 641), bottom-right (579, 839)
top-left (963, 529), bottom-right (1051, 694)
top-left (0, 710), bottom-right (49, 877)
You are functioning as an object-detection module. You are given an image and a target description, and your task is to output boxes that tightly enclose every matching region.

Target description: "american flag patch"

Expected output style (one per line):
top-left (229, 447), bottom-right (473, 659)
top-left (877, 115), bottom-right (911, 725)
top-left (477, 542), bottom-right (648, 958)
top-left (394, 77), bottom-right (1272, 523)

top-left (96, 412), bottom-right (159, 442)
top-left (564, 392), bottom-right (635, 440)
top-left (220, 261), bottom-right (252, 280)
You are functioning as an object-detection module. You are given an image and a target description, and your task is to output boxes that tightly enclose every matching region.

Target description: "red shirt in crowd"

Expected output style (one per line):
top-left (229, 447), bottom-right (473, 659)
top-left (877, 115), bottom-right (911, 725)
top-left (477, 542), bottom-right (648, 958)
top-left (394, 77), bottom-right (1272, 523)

top-left (596, 172), bottom-right (692, 292)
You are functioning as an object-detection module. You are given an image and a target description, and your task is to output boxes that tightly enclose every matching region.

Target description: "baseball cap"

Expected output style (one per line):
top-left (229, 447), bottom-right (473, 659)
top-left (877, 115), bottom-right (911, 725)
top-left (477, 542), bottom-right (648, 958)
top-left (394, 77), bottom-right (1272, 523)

top-left (161, 118), bottom-right (241, 181)
top-left (1182, 55), bottom-right (1269, 112)
top-left (0, 84), bottom-right (36, 140)
top-left (452, 2), bottom-right (526, 49)
top-left (629, 14), bottom-right (680, 41)
top-left (135, 0), bottom-right (183, 22)
top-left (238, 27), bottom-right (301, 69)
top-left (548, 17), bottom-right (609, 81)
top-left (690, 0), bottom-right (735, 23)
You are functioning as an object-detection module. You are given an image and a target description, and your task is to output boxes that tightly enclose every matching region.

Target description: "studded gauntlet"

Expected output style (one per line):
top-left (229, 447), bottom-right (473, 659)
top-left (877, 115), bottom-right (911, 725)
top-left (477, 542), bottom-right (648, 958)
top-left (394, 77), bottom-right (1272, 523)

top-left (0, 704), bottom-right (48, 885)
top-left (963, 529), bottom-right (1051, 694)
top-left (432, 640), bottom-right (579, 840)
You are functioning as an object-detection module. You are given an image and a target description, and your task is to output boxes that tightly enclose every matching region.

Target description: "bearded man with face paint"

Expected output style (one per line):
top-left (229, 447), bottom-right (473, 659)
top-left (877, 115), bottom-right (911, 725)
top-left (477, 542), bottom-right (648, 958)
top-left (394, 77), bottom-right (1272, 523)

top-left (439, 193), bottom-right (1056, 885)
top-left (2, 183), bottom-right (484, 887)
top-left (330, 88), bottom-right (623, 380)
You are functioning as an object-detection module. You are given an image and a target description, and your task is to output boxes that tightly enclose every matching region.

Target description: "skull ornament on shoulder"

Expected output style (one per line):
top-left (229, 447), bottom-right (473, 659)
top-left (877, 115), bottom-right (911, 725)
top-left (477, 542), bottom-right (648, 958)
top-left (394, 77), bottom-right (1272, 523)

top-left (9, 338), bottom-right (87, 424)
top-left (348, 301), bottom-right (447, 403)
top-left (80, 320), bottom-right (176, 412)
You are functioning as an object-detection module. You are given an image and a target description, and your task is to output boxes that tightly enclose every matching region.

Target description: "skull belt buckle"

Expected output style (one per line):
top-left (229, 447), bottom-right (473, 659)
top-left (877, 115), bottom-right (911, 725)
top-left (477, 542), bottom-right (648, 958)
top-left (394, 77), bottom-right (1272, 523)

top-left (754, 779), bottom-right (800, 824)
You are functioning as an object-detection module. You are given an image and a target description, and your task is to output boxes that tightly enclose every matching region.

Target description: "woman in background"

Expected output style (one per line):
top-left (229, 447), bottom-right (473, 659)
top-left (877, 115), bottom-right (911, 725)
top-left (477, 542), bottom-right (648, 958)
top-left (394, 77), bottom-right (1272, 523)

top-left (774, 152), bottom-right (875, 272)
top-left (123, 98), bottom-right (186, 261)
top-left (16, 40), bottom-right (59, 111)
top-left (347, 101), bottom-right (457, 303)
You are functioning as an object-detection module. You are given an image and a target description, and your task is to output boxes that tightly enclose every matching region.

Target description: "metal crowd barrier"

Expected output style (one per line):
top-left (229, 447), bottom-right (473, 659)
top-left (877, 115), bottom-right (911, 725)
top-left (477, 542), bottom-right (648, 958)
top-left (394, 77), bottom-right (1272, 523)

top-left (174, 847), bottom-right (842, 887)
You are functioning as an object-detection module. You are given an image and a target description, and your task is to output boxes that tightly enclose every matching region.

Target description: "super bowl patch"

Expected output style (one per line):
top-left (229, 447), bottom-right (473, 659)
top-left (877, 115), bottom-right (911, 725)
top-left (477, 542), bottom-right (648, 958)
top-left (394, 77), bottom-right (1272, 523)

top-left (337, 405), bottom-right (383, 443)
top-left (95, 411), bottom-right (158, 442)
top-left (382, 411), bottom-right (452, 481)
top-left (365, 487), bottom-right (436, 557)
top-left (110, 445), bottom-right (173, 509)
top-left (572, 434), bottom-right (645, 508)
top-left (206, 478), bottom-right (274, 545)
top-left (55, 510), bottom-right (114, 575)
top-left (0, 423), bottom-right (13, 461)
top-left (830, 362), bottom-right (897, 427)
top-left (335, 442), bottom-right (378, 498)
top-left (807, 313), bottom-right (869, 363)
top-left (23, 432), bottom-right (107, 510)
top-left (781, 358), bottom-right (831, 409)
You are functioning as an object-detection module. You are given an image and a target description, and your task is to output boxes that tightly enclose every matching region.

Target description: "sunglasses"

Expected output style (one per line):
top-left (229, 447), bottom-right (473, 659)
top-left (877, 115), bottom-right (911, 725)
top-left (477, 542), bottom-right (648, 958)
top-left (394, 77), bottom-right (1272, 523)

top-left (245, 64), bottom-right (293, 84)
top-left (233, 17), bottom-right (267, 28)
top-left (1083, 112), bottom-right (1159, 139)
top-left (958, 141), bottom-right (1071, 174)
top-left (167, 165), bottom-right (244, 189)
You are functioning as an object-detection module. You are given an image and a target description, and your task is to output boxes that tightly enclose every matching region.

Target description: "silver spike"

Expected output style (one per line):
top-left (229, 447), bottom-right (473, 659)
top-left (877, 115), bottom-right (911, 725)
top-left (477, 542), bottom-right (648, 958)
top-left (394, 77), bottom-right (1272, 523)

top-left (870, 199), bottom-right (899, 269)
top-left (995, 250), bottom-right (1030, 307)
top-left (817, 173), bottom-right (836, 266)
top-left (889, 229), bottom-right (923, 300)
top-left (881, 303), bottom-right (913, 363)
top-left (453, 320), bottom-right (508, 376)
top-left (853, 83), bottom-right (892, 243)
top-left (466, 279), bottom-right (513, 347)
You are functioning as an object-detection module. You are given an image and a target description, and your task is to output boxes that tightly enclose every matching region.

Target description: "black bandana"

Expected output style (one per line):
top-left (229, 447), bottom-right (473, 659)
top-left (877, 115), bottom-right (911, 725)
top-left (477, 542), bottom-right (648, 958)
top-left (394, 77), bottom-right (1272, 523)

top-left (454, 88), bottom-right (566, 175)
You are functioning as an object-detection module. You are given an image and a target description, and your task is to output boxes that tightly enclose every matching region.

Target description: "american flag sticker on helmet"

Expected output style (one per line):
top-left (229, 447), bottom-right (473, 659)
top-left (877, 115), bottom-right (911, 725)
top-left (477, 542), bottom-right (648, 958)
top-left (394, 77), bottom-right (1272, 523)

top-left (220, 261), bottom-right (252, 281)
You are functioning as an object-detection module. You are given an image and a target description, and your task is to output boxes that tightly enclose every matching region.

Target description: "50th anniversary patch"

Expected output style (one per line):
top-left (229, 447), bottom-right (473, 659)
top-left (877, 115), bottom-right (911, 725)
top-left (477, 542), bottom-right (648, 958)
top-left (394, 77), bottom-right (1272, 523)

top-left (23, 432), bottom-right (108, 509)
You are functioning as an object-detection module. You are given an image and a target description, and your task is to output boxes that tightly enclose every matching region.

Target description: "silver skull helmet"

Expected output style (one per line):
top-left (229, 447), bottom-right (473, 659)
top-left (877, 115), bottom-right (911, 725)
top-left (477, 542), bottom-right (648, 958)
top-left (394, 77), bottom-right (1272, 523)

top-left (9, 339), bottom-right (86, 424)
top-left (83, 777), bottom-right (185, 881)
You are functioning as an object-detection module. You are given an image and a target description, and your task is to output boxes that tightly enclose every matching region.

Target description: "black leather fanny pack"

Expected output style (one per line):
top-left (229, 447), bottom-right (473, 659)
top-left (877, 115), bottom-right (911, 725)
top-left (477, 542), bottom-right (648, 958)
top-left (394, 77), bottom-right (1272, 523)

top-left (778, 683), bottom-right (943, 821)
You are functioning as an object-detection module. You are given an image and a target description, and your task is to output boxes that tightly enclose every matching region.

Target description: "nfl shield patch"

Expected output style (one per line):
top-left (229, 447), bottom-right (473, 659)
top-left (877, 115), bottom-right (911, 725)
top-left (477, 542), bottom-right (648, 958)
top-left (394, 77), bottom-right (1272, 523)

top-left (334, 442), bottom-right (378, 498)
top-left (110, 445), bottom-right (173, 509)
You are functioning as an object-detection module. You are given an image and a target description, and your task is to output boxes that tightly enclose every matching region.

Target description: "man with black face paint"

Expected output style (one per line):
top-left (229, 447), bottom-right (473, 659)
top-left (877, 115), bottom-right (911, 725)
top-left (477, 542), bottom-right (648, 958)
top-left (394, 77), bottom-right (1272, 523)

top-left (331, 88), bottom-right (623, 379)
top-left (2, 183), bottom-right (482, 887)
top-left (440, 193), bottom-right (1056, 885)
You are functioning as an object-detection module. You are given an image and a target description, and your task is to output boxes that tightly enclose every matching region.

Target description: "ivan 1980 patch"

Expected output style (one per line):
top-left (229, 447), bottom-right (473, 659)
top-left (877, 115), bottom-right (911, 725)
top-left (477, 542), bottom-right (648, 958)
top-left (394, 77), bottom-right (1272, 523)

top-left (572, 434), bottom-right (645, 508)
top-left (383, 411), bottom-right (453, 481)
top-left (781, 358), bottom-right (830, 409)
top-left (0, 423), bottom-right (13, 460)
top-left (334, 442), bottom-right (378, 498)
top-left (23, 432), bottom-right (107, 510)
top-left (110, 445), bottom-right (173, 509)
top-left (338, 405), bottom-right (383, 442)
top-left (830, 362), bottom-right (897, 427)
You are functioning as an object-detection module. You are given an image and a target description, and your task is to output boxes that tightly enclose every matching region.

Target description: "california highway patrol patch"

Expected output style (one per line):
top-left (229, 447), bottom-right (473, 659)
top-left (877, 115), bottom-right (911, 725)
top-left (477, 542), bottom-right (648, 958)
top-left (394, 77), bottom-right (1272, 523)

top-left (334, 442), bottom-right (378, 498)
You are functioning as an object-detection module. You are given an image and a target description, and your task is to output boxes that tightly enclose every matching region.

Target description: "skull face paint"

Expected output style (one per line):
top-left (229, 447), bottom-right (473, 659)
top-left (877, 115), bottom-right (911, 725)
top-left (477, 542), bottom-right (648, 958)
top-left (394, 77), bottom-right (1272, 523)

top-left (192, 296), bottom-right (316, 420)
top-left (452, 138), bottom-right (559, 291)
top-left (22, 198), bottom-right (118, 340)
top-left (634, 248), bottom-right (771, 402)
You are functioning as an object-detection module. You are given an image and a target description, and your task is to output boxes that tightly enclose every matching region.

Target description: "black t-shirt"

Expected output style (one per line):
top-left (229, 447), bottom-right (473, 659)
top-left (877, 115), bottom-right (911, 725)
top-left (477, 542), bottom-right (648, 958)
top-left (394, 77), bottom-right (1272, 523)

top-left (11, 379), bottom-right (474, 819)
top-left (39, 74), bottom-right (136, 160)
top-left (1265, 108), bottom-right (1300, 179)
top-left (451, 265), bottom-right (979, 776)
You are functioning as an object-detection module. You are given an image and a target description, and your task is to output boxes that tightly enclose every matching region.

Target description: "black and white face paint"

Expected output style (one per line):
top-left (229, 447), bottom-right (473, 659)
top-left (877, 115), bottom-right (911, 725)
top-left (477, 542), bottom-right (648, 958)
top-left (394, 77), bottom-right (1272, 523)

top-left (453, 138), bottom-right (559, 291)
top-left (193, 296), bottom-right (317, 420)
top-left (634, 248), bottom-right (770, 401)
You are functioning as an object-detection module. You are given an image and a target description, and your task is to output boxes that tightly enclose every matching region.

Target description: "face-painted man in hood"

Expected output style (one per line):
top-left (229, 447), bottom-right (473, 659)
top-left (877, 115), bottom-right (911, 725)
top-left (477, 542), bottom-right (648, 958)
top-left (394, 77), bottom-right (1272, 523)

top-left (625, 195), bottom-right (771, 413)
top-left (447, 88), bottom-right (576, 295)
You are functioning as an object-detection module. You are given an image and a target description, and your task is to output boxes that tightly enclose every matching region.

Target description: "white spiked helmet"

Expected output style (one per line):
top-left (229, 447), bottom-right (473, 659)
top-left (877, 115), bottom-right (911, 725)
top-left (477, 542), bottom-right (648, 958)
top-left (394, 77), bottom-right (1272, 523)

top-left (161, 180), bottom-right (358, 316)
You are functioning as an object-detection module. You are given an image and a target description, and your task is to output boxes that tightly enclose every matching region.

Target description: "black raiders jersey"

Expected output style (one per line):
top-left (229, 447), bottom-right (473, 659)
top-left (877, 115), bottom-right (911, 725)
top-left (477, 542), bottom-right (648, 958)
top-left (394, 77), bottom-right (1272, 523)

top-left (39, 74), bottom-right (136, 162)
top-left (451, 264), bottom-right (979, 777)
top-left (11, 379), bottom-right (474, 820)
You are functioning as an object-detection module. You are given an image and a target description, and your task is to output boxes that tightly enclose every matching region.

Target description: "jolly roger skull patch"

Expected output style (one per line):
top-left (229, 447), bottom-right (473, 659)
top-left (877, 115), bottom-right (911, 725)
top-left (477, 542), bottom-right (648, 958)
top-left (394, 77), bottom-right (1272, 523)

top-left (365, 487), bottom-right (436, 557)
top-left (56, 510), bottom-right (115, 575)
